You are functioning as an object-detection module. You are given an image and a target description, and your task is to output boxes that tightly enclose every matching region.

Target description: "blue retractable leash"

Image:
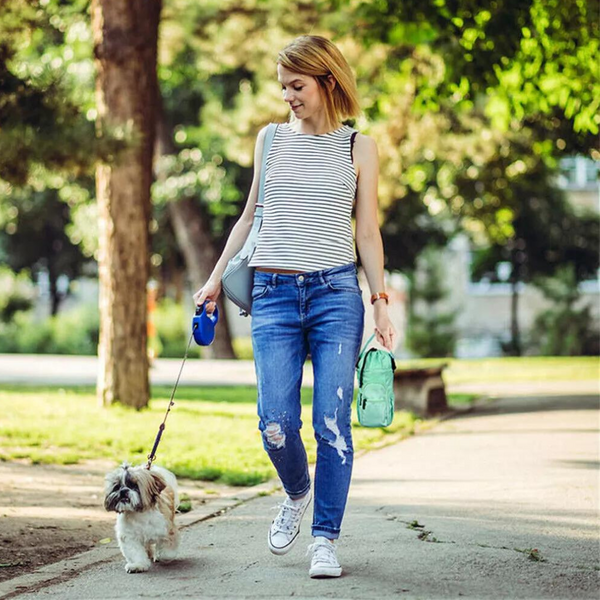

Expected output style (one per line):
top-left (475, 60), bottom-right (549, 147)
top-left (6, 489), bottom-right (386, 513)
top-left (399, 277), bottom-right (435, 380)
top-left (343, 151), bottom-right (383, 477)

top-left (192, 302), bottom-right (219, 346)
top-left (146, 302), bottom-right (219, 469)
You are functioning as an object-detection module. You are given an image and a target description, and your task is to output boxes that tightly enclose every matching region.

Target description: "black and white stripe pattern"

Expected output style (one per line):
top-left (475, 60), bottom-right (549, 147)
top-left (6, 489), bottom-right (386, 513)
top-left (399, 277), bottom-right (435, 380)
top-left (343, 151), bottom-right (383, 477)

top-left (249, 122), bottom-right (358, 272)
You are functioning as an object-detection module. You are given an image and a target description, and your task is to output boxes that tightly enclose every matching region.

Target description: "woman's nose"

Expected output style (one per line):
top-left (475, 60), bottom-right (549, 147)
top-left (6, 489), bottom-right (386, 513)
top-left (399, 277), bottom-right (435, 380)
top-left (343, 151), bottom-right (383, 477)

top-left (283, 89), bottom-right (294, 103)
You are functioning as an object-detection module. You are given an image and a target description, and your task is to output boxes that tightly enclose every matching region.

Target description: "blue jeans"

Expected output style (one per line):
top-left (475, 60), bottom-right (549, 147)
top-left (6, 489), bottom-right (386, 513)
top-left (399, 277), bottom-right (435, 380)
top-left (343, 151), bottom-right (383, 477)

top-left (251, 263), bottom-right (365, 540)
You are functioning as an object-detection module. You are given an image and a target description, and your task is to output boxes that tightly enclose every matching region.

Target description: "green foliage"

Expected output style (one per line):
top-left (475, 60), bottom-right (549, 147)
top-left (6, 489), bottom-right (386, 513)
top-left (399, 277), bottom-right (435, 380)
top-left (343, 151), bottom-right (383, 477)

top-left (0, 0), bottom-right (100, 185)
top-left (0, 297), bottom-right (235, 358)
top-left (347, 0), bottom-right (599, 137)
top-left (232, 336), bottom-right (254, 360)
top-left (406, 247), bottom-right (457, 357)
top-left (530, 265), bottom-right (599, 356)
top-left (0, 267), bottom-right (34, 322)
top-left (152, 147), bottom-right (241, 238)
top-left (152, 298), bottom-right (201, 359)
top-left (0, 304), bottom-right (99, 354)
top-left (1, 0), bottom-right (596, 317)
top-left (470, 160), bottom-right (599, 285)
top-left (381, 189), bottom-right (449, 273)
top-left (0, 184), bottom-right (88, 314)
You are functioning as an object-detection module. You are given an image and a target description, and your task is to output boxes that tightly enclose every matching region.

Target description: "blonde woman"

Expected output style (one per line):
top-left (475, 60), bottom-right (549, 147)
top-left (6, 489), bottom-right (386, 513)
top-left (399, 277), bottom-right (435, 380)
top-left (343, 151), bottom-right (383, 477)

top-left (194, 35), bottom-right (396, 578)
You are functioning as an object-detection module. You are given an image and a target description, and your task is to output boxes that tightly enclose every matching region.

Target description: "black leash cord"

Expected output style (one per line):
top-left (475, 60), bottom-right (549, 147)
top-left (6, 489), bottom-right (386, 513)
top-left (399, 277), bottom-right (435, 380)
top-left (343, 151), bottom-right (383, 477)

top-left (146, 327), bottom-right (196, 469)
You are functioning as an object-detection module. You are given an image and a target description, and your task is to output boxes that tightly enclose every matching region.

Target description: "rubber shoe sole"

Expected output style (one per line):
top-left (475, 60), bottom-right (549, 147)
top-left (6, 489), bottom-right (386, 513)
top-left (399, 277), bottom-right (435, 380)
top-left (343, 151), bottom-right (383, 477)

top-left (309, 564), bottom-right (342, 578)
top-left (267, 493), bottom-right (312, 556)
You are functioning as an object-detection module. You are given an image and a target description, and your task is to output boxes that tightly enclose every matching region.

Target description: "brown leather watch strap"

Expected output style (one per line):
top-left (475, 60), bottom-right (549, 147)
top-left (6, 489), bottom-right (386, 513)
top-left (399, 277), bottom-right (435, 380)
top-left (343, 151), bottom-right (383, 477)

top-left (370, 292), bottom-right (389, 305)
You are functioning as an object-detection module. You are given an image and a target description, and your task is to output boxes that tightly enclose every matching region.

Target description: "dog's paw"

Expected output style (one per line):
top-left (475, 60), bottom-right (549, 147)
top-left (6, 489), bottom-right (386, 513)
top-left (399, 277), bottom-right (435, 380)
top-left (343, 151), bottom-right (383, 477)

top-left (155, 548), bottom-right (177, 563)
top-left (125, 562), bottom-right (150, 573)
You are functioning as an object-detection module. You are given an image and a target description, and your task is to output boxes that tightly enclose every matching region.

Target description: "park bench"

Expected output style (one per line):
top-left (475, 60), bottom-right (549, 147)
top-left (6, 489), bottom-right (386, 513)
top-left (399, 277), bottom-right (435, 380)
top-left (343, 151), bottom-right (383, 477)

top-left (394, 363), bottom-right (449, 416)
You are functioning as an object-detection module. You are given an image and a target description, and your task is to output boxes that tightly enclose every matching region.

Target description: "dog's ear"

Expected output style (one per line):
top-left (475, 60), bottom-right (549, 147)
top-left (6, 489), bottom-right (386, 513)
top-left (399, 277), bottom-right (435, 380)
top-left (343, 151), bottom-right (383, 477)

top-left (103, 469), bottom-right (121, 511)
top-left (135, 468), bottom-right (167, 508)
top-left (150, 472), bottom-right (167, 497)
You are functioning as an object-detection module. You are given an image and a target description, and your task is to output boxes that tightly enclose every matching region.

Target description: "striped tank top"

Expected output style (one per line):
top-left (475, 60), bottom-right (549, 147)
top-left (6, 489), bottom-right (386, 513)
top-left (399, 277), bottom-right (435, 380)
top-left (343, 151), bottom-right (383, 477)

top-left (248, 122), bottom-right (358, 272)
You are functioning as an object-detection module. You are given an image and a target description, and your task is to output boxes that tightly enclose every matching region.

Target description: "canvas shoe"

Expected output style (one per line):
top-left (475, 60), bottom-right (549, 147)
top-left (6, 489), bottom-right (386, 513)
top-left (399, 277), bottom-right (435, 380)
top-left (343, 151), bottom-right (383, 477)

top-left (268, 491), bottom-right (312, 555)
top-left (307, 536), bottom-right (342, 578)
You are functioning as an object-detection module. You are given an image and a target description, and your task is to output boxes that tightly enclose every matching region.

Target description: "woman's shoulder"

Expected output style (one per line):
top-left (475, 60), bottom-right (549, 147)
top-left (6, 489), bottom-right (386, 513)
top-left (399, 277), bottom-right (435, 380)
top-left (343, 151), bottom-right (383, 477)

top-left (352, 131), bottom-right (378, 161)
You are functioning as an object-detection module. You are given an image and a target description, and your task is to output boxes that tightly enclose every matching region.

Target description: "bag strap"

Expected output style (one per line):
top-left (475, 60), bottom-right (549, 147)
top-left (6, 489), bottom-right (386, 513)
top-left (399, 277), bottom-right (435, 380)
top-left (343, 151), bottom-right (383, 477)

top-left (357, 333), bottom-right (376, 364)
top-left (239, 123), bottom-right (278, 260)
top-left (356, 333), bottom-right (396, 385)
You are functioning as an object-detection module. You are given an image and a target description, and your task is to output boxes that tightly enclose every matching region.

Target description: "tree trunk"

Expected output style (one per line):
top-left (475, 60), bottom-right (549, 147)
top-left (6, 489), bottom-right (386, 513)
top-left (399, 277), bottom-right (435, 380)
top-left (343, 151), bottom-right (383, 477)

top-left (92, 0), bottom-right (162, 408)
top-left (510, 272), bottom-right (522, 357)
top-left (155, 101), bottom-right (236, 358)
top-left (47, 261), bottom-right (59, 316)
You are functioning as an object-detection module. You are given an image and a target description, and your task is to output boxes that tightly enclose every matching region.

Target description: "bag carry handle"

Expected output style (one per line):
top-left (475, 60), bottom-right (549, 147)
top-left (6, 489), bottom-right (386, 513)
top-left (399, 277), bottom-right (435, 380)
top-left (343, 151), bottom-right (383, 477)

top-left (356, 333), bottom-right (396, 384)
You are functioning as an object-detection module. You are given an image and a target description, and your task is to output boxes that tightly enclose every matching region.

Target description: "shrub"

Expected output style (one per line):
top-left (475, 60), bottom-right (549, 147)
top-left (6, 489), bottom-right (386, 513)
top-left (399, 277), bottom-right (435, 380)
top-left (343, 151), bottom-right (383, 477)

top-left (530, 265), bottom-right (599, 356)
top-left (407, 247), bottom-right (457, 358)
top-left (0, 304), bottom-right (99, 355)
top-left (0, 267), bottom-right (34, 323)
top-left (153, 298), bottom-right (202, 358)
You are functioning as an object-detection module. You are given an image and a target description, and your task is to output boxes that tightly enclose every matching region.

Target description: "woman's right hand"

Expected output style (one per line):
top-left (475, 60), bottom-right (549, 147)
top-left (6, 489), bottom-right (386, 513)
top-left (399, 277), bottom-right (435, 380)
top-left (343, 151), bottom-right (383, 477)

top-left (193, 278), bottom-right (222, 314)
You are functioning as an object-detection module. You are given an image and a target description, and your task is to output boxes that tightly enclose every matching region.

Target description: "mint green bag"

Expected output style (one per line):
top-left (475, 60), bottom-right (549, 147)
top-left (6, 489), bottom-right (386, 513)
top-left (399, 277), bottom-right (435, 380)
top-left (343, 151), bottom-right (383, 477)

top-left (355, 334), bottom-right (396, 427)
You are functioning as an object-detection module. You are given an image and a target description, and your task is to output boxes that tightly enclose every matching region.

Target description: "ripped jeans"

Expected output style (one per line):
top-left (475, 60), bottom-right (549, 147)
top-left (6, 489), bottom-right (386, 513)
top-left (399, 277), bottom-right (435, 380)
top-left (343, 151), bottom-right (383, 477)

top-left (251, 263), bottom-right (365, 540)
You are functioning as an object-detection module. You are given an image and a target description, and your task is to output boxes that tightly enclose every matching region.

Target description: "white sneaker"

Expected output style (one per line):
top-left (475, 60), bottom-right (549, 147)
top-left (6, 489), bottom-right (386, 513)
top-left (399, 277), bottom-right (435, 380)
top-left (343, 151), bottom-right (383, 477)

top-left (307, 536), bottom-right (342, 578)
top-left (268, 491), bottom-right (312, 555)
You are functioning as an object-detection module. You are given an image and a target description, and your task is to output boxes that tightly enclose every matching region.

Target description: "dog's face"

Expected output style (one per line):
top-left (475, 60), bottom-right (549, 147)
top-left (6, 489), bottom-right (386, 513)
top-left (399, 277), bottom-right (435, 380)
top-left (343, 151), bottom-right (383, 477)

top-left (104, 463), bottom-right (166, 513)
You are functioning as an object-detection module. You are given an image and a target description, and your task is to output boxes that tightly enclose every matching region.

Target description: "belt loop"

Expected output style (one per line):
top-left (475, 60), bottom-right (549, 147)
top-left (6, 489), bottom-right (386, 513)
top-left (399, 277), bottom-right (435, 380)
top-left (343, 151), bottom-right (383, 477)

top-left (271, 273), bottom-right (278, 287)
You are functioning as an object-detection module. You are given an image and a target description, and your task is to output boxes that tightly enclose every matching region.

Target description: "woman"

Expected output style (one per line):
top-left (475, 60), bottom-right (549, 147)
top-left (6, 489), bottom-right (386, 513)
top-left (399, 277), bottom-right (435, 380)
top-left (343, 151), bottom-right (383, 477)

top-left (194, 35), bottom-right (396, 578)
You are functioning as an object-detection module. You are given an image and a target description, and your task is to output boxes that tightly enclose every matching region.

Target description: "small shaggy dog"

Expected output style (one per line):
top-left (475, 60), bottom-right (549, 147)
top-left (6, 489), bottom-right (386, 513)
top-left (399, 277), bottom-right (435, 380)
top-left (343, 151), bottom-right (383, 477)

top-left (104, 462), bottom-right (179, 573)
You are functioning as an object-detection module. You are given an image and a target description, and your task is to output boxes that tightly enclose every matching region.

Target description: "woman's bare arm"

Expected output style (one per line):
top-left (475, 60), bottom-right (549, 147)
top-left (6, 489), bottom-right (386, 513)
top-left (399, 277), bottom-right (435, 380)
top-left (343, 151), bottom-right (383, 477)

top-left (353, 133), bottom-right (397, 351)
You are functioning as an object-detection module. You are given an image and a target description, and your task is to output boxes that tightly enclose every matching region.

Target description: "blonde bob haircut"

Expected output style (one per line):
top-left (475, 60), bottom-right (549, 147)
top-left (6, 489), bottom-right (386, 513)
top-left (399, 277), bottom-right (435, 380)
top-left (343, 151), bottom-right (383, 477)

top-left (277, 36), bottom-right (361, 130)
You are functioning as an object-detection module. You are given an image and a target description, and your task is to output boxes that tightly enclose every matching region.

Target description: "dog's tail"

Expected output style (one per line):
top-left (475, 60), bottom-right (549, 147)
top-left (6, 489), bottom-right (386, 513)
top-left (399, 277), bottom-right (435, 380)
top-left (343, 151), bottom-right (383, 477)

top-left (151, 466), bottom-right (179, 508)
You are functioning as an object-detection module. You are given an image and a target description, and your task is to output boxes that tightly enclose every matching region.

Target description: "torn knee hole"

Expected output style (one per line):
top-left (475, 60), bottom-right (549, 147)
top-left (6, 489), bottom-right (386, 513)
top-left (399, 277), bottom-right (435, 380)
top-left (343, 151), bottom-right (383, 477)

top-left (264, 422), bottom-right (286, 449)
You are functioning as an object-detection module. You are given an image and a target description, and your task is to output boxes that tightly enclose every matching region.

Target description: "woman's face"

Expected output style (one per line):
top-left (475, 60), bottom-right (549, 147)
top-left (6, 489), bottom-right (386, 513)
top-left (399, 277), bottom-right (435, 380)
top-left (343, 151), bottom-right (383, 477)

top-left (277, 64), bottom-right (324, 121)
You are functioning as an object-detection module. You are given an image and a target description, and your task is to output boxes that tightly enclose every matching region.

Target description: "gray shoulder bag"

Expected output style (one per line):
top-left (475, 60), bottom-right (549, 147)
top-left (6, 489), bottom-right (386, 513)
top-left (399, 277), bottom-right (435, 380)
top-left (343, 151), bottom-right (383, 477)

top-left (221, 123), bottom-right (278, 316)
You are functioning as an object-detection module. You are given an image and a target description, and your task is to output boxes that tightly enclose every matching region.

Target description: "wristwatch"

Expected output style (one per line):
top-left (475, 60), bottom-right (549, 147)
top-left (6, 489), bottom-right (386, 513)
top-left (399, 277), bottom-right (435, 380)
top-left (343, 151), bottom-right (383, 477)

top-left (370, 292), bottom-right (389, 305)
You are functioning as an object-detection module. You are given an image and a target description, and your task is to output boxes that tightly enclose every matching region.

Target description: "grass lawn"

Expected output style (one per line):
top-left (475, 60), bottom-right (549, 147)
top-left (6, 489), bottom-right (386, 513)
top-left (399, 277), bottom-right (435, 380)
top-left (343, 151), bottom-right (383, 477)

top-left (0, 385), bottom-right (432, 486)
top-left (401, 356), bottom-right (599, 385)
top-left (1, 356), bottom-right (594, 486)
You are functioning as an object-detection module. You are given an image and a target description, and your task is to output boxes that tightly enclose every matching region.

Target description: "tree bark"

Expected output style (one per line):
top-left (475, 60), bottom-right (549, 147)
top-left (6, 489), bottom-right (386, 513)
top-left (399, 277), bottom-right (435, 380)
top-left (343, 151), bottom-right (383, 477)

top-left (509, 259), bottom-right (522, 357)
top-left (155, 100), bottom-right (236, 358)
top-left (92, 0), bottom-right (162, 408)
top-left (48, 262), bottom-right (59, 317)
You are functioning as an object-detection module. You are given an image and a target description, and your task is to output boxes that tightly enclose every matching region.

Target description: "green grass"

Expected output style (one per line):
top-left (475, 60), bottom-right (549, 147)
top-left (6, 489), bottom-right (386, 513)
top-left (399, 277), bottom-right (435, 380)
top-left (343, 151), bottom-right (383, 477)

top-left (0, 385), bottom-right (421, 486)
top-left (397, 356), bottom-right (599, 385)
top-left (2, 356), bottom-right (594, 485)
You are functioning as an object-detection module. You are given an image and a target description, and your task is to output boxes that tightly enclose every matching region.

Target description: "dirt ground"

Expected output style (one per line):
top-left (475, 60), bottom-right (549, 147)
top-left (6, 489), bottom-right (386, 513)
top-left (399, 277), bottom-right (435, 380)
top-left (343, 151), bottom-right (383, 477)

top-left (0, 460), bottom-right (247, 584)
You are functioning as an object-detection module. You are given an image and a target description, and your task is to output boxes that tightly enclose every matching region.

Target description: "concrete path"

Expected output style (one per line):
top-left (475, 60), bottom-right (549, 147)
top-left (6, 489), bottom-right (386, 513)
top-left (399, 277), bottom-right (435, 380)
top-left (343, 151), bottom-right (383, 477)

top-left (0, 354), bottom-right (268, 387)
top-left (1, 391), bottom-right (598, 599)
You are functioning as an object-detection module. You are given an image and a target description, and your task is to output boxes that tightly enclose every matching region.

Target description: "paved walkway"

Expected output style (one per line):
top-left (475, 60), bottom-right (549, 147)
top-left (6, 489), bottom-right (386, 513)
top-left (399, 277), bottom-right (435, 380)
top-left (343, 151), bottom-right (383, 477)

top-left (1, 391), bottom-right (598, 599)
top-left (0, 354), bottom-right (266, 387)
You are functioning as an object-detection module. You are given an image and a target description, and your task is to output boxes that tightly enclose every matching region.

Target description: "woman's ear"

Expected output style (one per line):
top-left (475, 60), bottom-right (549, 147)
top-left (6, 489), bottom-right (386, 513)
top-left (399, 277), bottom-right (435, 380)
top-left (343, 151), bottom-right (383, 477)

top-left (326, 74), bottom-right (336, 92)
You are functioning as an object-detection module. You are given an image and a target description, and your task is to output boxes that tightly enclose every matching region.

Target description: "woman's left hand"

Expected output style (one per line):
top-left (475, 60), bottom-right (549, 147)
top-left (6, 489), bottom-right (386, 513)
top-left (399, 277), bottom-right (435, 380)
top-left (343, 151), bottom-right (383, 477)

top-left (373, 301), bottom-right (396, 351)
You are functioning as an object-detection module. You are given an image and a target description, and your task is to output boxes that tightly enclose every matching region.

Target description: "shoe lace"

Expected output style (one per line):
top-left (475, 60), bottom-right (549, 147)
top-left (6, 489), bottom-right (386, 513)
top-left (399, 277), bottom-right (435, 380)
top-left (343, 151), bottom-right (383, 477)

top-left (271, 501), bottom-right (303, 534)
top-left (307, 540), bottom-right (337, 565)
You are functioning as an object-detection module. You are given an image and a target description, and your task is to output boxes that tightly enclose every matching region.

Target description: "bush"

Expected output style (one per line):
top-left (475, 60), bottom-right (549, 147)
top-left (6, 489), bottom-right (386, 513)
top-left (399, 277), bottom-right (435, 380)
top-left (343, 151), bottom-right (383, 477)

top-left (0, 267), bottom-right (34, 323)
top-left (0, 298), bottom-right (245, 358)
top-left (232, 336), bottom-right (253, 360)
top-left (0, 304), bottom-right (99, 355)
top-left (530, 265), bottom-right (599, 356)
top-left (153, 298), bottom-right (202, 358)
top-left (407, 247), bottom-right (457, 358)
